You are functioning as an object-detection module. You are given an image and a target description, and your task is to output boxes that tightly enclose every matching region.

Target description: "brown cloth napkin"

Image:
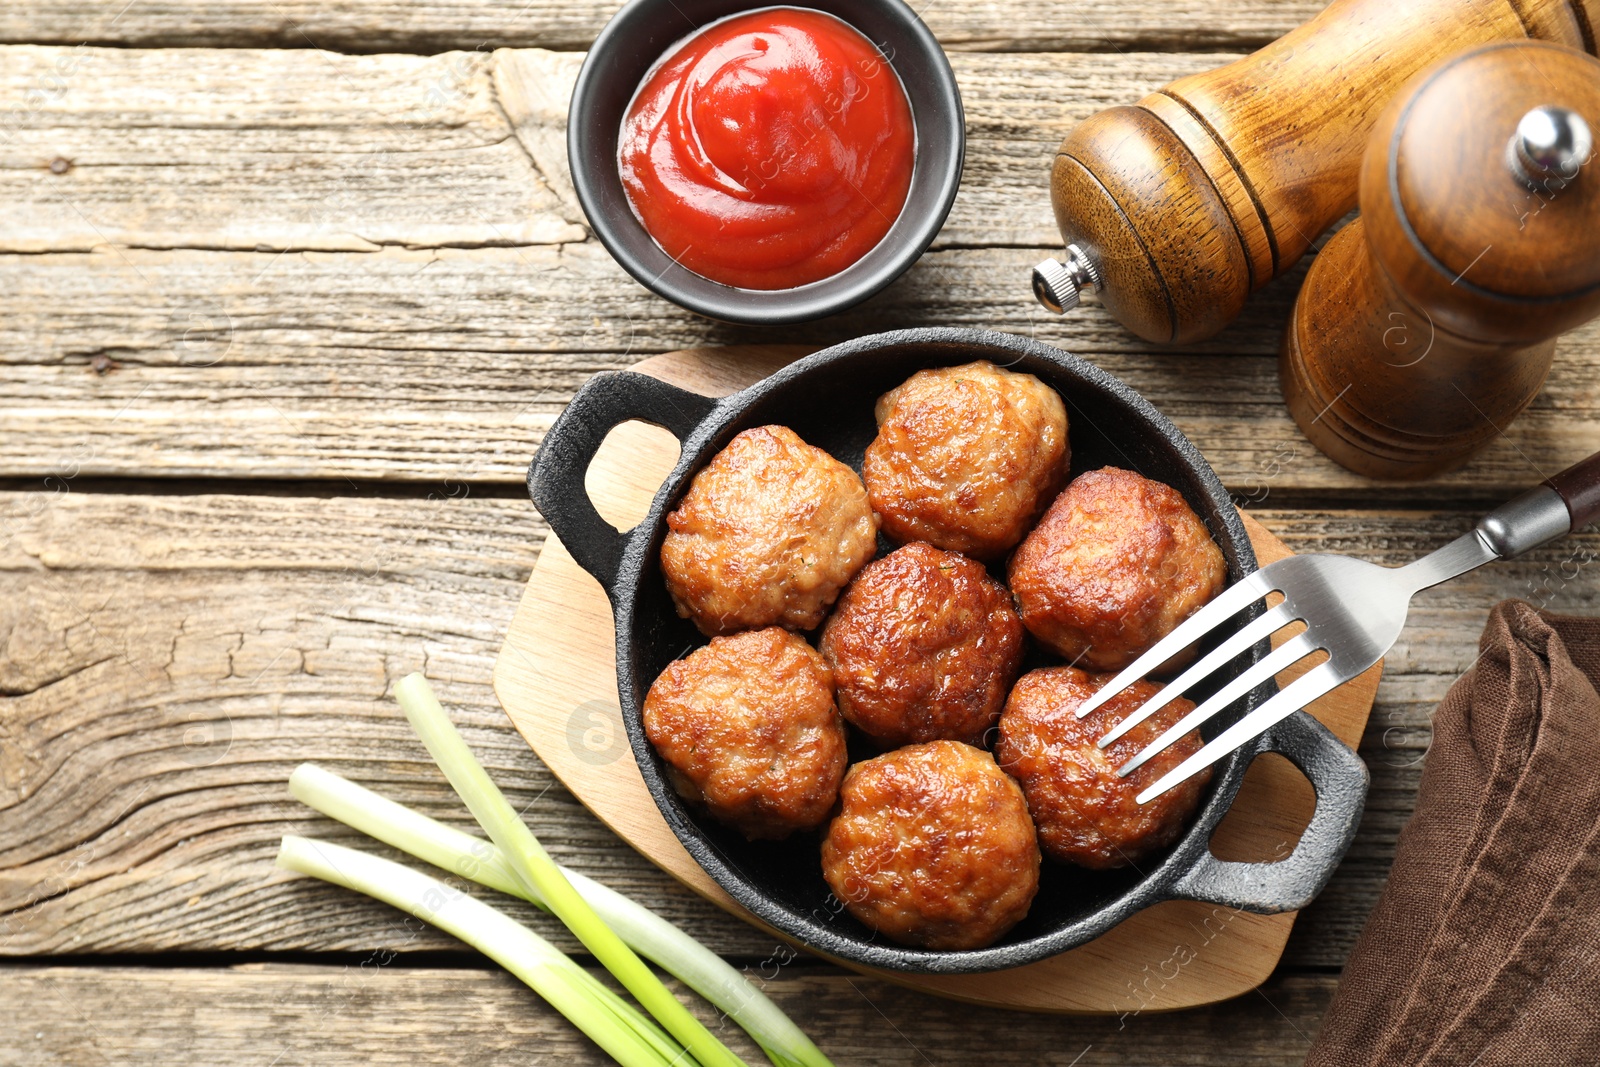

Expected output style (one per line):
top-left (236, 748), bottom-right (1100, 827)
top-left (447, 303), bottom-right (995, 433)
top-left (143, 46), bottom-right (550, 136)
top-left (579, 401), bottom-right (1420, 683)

top-left (1305, 599), bottom-right (1600, 1067)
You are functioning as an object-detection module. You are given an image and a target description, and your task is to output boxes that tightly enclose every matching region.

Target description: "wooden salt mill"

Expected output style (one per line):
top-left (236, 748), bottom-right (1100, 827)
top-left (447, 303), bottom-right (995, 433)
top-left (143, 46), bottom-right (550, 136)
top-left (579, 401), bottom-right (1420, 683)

top-left (1032, 0), bottom-right (1600, 345)
top-left (1281, 41), bottom-right (1600, 479)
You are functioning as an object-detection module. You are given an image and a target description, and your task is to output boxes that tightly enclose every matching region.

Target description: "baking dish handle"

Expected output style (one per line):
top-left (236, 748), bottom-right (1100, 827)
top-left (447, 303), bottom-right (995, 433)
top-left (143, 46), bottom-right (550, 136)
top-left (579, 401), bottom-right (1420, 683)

top-left (1171, 711), bottom-right (1369, 914)
top-left (528, 371), bottom-right (716, 598)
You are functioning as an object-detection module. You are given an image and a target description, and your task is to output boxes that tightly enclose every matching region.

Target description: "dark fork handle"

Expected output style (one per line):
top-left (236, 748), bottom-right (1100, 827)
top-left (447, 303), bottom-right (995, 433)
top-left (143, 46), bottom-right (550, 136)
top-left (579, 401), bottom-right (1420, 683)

top-left (1547, 449), bottom-right (1600, 531)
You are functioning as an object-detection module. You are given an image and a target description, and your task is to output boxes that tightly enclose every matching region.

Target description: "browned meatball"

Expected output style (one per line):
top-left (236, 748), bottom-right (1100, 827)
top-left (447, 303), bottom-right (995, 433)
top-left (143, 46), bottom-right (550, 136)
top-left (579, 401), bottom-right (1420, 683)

top-left (1007, 466), bottom-right (1227, 672)
top-left (996, 666), bottom-right (1211, 869)
top-left (661, 426), bottom-right (878, 636)
top-left (819, 542), bottom-right (1023, 748)
top-left (821, 740), bottom-right (1040, 950)
top-left (863, 361), bottom-right (1069, 560)
top-left (643, 628), bottom-right (847, 841)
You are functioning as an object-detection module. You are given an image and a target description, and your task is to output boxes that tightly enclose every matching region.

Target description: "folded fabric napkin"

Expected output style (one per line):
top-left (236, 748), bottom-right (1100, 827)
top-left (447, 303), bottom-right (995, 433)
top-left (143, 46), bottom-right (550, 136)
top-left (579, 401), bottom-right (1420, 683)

top-left (1306, 599), bottom-right (1600, 1067)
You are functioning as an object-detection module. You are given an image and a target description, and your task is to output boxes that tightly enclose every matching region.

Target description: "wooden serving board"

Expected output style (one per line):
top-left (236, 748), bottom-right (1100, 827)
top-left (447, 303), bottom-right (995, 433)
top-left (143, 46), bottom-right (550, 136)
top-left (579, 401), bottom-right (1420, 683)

top-left (493, 346), bottom-right (1382, 1014)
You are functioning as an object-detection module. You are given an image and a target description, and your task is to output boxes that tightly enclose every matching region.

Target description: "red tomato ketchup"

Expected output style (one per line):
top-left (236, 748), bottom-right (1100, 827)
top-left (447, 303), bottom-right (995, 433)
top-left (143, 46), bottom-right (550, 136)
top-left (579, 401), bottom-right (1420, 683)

top-left (618, 8), bottom-right (916, 291)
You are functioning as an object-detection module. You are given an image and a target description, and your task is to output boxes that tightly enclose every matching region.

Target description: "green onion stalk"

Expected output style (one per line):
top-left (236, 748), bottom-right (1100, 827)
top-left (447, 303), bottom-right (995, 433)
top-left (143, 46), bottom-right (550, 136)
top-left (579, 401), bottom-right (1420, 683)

top-left (276, 835), bottom-right (687, 1067)
top-left (288, 761), bottom-right (830, 1067)
top-left (390, 672), bottom-right (749, 1067)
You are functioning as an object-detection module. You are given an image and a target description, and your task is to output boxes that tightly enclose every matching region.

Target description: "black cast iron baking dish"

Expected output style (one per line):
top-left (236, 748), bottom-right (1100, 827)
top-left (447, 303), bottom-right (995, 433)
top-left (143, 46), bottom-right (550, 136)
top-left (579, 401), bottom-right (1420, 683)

top-left (529, 327), bottom-right (1368, 975)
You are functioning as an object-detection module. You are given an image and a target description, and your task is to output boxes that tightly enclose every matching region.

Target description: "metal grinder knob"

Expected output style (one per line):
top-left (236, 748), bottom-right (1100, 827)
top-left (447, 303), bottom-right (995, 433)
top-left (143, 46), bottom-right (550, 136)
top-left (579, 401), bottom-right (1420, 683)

top-left (1508, 105), bottom-right (1593, 188)
top-left (1031, 245), bottom-right (1102, 314)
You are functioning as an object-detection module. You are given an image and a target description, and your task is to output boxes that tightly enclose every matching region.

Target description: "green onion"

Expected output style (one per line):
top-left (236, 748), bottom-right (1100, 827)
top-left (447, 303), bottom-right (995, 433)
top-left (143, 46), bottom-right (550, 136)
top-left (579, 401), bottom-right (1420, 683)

top-left (393, 673), bottom-right (748, 1067)
top-left (275, 835), bottom-right (686, 1067)
top-left (288, 763), bottom-right (830, 1067)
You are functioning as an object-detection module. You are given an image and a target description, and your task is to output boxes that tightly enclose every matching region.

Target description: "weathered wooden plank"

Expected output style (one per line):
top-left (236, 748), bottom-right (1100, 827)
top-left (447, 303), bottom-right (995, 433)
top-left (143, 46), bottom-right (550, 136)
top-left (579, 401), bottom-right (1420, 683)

top-left (1, 240), bottom-right (1597, 492)
top-left (3, 490), bottom-right (1595, 964)
top-left (0, 46), bottom-right (589, 254)
top-left (0, 47), bottom-right (1222, 253)
top-left (2, 45), bottom-right (1596, 492)
top-left (0, 963), bottom-right (1336, 1065)
top-left (0, 0), bottom-right (1327, 54)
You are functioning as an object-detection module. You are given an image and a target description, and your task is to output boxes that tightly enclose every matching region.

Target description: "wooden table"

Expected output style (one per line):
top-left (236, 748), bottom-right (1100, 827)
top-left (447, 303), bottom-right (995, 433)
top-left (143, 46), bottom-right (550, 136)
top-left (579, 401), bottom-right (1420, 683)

top-left (2, 3), bottom-right (1597, 1064)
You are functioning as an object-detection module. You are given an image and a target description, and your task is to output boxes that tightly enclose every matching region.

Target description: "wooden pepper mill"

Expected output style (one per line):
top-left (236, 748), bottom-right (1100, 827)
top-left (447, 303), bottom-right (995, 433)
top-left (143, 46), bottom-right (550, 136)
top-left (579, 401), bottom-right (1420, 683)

top-left (1032, 0), bottom-right (1600, 345)
top-left (1281, 41), bottom-right (1600, 479)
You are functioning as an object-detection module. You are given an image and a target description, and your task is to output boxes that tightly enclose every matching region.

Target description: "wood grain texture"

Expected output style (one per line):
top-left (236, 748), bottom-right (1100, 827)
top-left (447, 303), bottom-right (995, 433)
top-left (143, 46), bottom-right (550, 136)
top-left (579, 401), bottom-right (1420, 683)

top-left (2, 44), bottom-right (1598, 491)
top-left (0, 46), bottom-right (1219, 253)
top-left (497, 345), bottom-right (1382, 1013)
top-left (1285, 43), bottom-right (1600, 478)
top-left (0, 0), bottom-right (1327, 54)
top-left (0, 963), bottom-right (1336, 1066)
top-left (1050, 0), bottom-right (1596, 343)
top-left (0, 6), bottom-right (1588, 1055)
top-left (3, 490), bottom-right (1598, 966)
top-left (0, 45), bottom-right (589, 255)
top-left (1, 239), bottom-right (1597, 490)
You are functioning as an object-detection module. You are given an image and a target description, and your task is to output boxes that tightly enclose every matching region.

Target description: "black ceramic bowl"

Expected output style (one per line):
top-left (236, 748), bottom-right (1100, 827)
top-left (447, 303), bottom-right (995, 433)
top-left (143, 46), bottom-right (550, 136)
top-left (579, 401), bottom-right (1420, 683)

top-left (566, 0), bottom-right (964, 325)
top-left (530, 328), bottom-right (1367, 974)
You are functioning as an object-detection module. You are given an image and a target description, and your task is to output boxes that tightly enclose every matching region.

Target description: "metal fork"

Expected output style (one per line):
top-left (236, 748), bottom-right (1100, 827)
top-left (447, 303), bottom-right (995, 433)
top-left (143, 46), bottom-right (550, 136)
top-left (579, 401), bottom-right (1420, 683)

top-left (1077, 449), bottom-right (1600, 806)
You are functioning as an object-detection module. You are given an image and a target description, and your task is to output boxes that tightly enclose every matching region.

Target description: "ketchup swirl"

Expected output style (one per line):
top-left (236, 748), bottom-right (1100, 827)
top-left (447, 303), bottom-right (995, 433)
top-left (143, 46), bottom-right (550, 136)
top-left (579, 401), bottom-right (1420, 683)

top-left (618, 8), bottom-right (916, 291)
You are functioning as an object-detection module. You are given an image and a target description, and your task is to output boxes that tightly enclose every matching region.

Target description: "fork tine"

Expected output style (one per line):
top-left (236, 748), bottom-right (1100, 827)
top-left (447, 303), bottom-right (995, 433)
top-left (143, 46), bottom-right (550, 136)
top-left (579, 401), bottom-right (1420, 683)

top-left (1096, 602), bottom-right (1297, 749)
top-left (1134, 661), bottom-right (1346, 805)
top-left (1074, 570), bottom-right (1277, 721)
top-left (1114, 631), bottom-right (1320, 778)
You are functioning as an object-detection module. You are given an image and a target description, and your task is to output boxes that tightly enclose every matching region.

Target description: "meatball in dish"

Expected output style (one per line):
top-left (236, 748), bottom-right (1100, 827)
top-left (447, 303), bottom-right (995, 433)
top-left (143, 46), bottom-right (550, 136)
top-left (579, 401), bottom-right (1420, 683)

top-left (996, 666), bottom-right (1211, 870)
top-left (1007, 466), bottom-right (1227, 672)
top-left (661, 425), bottom-right (878, 636)
top-left (820, 542), bottom-right (1023, 748)
top-left (643, 627), bottom-right (848, 841)
top-left (862, 361), bottom-right (1069, 560)
top-left (821, 740), bottom-right (1040, 950)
